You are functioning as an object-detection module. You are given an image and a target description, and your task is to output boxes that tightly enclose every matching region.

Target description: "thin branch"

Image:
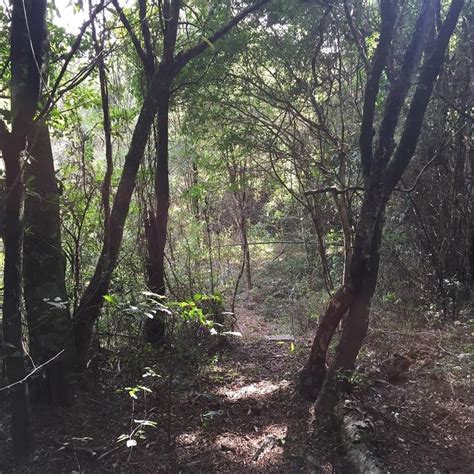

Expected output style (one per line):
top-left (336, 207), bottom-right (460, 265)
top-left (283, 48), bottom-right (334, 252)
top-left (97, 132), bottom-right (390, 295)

top-left (37, 0), bottom-right (107, 120)
top-left (305, 185), bottom-right (364, 196)
top-left (173, 0), bottom-right (271, 72)
top-left (0, 350), bottom-right (65, 392)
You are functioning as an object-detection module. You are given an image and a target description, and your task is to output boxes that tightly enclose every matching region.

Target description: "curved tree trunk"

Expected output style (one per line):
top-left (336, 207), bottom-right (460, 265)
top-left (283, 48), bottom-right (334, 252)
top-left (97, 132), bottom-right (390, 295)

top-left (299, 0), bottom-right (463, 414)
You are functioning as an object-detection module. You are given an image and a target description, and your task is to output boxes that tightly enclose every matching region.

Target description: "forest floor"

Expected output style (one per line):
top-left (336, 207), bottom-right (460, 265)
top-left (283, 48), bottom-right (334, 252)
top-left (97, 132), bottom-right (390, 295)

top-left (0, 298), bottom-right (472, 473)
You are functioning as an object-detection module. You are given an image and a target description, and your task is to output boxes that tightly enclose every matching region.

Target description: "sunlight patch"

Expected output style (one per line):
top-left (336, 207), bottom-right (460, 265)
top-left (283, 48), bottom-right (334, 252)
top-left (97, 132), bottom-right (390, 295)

top-left (213, 425), bottom-right (288, 463)
top-left (219, 380), bottom-right (290, 401)
top-left (176, 432), bottom-right (201, 446)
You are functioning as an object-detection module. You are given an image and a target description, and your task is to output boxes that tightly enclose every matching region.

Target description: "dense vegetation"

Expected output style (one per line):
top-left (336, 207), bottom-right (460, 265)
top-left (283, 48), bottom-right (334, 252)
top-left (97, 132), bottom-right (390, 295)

top-left (0, 0), bottom-right (472, 471)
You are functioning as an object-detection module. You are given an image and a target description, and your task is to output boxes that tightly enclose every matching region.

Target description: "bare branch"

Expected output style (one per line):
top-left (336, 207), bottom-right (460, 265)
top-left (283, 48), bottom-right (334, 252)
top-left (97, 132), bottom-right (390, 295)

top-left (0, 350), bottom-right (65, 392)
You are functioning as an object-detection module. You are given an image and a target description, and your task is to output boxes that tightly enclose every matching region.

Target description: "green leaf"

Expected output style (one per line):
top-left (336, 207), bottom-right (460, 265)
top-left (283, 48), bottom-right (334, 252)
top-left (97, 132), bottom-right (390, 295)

top-left (103, 294), bottom-right (118, 305)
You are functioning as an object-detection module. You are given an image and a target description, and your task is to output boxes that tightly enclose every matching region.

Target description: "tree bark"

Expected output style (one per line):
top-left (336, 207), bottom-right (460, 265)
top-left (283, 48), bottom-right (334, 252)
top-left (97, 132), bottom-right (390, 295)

top-left (300, 0), bottom-right (464, 412)
top-left (23, 121), bottom-right (75, 405)
top-left (2, 142), bottom-right (34, 460)
top-left (73, 0), bottom-right (271, 366)
top-left (0, 0), bottom-right (48, 459)
top-left (144, 80), bottom-right (170, 343)
top-left (73, 71), bottom-right (163, 364)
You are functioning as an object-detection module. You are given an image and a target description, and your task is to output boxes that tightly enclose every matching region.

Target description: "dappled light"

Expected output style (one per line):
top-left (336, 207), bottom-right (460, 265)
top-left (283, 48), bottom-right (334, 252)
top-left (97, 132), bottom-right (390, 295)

top-left (0, 0), bottom-right (472, 472)
top-left (217, 379), bottom-right (291, 401)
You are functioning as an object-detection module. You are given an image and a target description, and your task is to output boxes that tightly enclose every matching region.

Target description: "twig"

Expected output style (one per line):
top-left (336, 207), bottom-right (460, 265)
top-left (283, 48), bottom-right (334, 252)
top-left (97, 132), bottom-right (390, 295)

top-left (304, 186), bottom-right (364, 196)
top-left (437, 343), bottom-right (457, 357)
top-left (97, 444), bottom-right (123, 461)
top-left (0, 349), bottom-right (64, 392)
top-left (252, 435), bottom-right (278, 461)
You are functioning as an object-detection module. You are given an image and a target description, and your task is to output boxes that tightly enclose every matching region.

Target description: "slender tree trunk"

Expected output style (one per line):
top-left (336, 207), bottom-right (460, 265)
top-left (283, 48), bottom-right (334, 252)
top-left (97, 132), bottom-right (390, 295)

top-left (73, 0), bottom-right (271, 366)
top-left (464, 11), bottom-right (474, 284)
top-left (240, 213), bottom-right (252, 291)
top-left (144, 82), bottom-right (170, 343)
top-left (300, 0), bottom-right (463, 413)
top-left (203, 199), bottom-right (215, 294)
top-left (73, 74), bottom-right (163, 365)
top-left (2, 142), bottom-right (34, 460)
top-left (191, 160), bottom-right (200, 219)
top-left (333, 192), bottom-right (353, 285)
top-left (23, 121), bottom-right (75, 405)
top-left (93, 17), bottom-right (114, 249)
top-left (1, 0), bottom-right (49, 459)
top-left (309, 205), bottom-right (333, 293)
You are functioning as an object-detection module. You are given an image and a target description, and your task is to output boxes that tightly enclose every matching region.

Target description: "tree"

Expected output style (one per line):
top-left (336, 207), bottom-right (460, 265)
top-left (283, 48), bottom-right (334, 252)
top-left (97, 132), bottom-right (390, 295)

top-left (73, 0), bottom-right (272, 366)
top-left (23, 120), bottom-right (76, 405)
top-left (0, 0), bottom-right (49, 460)
top-left (298, 0), bottom-right (465, 414)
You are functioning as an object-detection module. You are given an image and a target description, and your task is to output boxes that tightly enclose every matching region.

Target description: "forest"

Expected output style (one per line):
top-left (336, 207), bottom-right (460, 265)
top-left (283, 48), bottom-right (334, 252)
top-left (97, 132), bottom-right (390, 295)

top-left (0, 0), bottom-right (472, 472)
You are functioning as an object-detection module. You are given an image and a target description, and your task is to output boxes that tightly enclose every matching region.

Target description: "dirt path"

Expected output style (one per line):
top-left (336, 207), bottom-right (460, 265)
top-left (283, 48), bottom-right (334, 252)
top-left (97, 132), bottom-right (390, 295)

top-left (0, 303), bottom-right (348, 473)
top-left (166, 304), bottom-right (347, 472)
top-left (1, 306), bottom-right (471, 473)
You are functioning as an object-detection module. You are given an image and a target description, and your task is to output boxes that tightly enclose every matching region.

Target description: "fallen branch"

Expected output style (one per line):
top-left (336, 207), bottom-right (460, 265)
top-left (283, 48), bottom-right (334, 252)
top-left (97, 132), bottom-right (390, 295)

top-left (336, 401), bottom-right (384, 474)
top-left (252, 435), bottom-right (279, 461)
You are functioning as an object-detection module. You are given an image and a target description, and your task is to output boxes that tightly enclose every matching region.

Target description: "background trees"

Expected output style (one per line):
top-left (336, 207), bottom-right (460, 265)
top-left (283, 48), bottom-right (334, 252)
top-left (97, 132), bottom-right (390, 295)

top-left (0, 0), bottom-right (471, 464)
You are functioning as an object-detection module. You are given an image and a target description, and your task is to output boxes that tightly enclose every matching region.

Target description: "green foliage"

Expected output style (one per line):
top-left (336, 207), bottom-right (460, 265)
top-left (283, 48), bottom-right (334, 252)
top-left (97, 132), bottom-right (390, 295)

top-left (335, 369), bottom-right (369, 389)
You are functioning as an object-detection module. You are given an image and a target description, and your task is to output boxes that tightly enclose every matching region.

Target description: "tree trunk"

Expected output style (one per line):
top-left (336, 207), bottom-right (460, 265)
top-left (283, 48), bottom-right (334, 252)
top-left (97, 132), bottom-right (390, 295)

top-left (73, 0), bottom-right (272, 367)
top-left (241, 214), bottom-right (252, 291)
top-left (299, 0), bottom-right (463, 412)
top-left (309, 205), bottom-right (334, 293)
top-left (297, 284), bottom-right (354, 400)
top-left (332, 192), bottom-right (353, 285)
top-left (1, 0), bottom-right (48, 459)
top-left (2, 142), bottom-right (34, 460)
top-left (315, 195), bottom-right (385, 411)
top-left (203, 199), bottom-right (215, 294)
top-left (144, 82), bottom-right (170, 343)
top-left (23, 122), bottom-right (75, 405)
top-left (73, 73), bottom-right (164, 365)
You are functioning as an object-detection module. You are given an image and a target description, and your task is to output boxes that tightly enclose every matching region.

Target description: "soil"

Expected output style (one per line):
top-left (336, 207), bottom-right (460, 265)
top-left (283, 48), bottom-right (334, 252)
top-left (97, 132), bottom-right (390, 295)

top-left (0, 304), bottom-right (472, 473)
top-left (356, 312), bottom-right (473, 473)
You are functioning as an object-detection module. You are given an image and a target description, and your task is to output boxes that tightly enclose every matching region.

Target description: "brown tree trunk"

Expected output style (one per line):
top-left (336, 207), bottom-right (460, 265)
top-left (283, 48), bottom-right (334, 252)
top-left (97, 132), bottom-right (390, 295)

top-left (308, 203), bottom-right (334, 293)
top-left (23, 122), bottom-right (75, 405)
top-left (0, 0), bottom-right (48, 459)
top-left (2, 142), bottom-right (34, 460)
top-left (241, 214), bottom-right (252, 292)
top-left (332, 192), bottom-right (353, 285)
top-left (297, 284), bottom-right (354, 400)
top-left (73, 0), bottom-right (271, 367)
top-left (73, 77), bottom-right (162, 365)
top-left (300, 0), bottom-right (463, 412)
top-left (315, 194), bottom-right (386, 410)
top-left (203, 198), bottom-right (215, 294)
top-left (144, 82), bottom-right (170, 343)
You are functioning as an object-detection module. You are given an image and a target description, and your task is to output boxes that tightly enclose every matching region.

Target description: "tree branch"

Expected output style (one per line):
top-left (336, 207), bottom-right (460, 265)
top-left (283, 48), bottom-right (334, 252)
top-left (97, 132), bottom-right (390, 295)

top-left (358, 0), bottom-right (398, 180)
top-left (173, 0), bottom-right (271, 73)
top-left (383, 0), bottom-right (465, 194)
